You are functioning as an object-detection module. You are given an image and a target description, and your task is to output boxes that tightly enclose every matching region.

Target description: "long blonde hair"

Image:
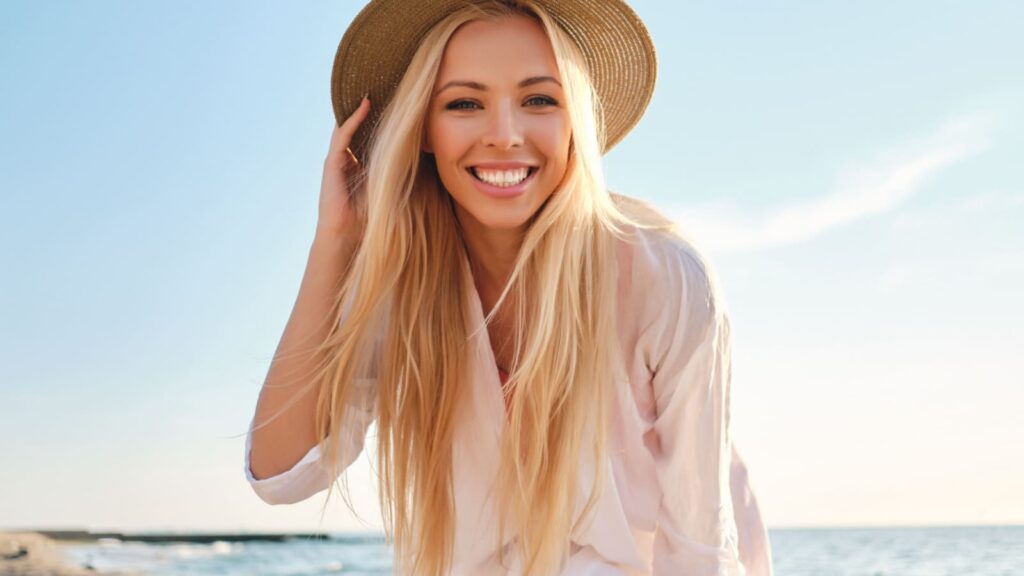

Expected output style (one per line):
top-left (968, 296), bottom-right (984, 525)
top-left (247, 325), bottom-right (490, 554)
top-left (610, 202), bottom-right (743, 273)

top-left (308, 2), bottom-right (672, 574)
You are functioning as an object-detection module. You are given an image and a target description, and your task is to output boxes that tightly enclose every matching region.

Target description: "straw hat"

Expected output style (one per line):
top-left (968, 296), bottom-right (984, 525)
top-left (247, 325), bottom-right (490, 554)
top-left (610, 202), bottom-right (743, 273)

top-left (331, 0), bottom-right (657, 162)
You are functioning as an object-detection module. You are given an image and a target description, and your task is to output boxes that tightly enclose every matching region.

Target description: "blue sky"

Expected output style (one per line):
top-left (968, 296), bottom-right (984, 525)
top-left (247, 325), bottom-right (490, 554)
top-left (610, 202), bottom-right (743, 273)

top-left (1, 1), bottom-right (1021, 533)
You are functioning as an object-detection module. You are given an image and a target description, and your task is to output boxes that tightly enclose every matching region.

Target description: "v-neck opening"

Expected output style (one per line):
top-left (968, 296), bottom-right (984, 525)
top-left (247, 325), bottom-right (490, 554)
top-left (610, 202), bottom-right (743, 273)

top-left (465, 265), bottom-right (513, 427)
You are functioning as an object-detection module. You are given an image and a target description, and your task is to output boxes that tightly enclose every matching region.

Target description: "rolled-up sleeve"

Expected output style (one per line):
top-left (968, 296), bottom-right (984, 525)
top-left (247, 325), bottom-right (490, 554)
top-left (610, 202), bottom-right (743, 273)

top-left (244, 377), bottom-right (378, 505)
top-left (645, 240), bottom-right (745, 575)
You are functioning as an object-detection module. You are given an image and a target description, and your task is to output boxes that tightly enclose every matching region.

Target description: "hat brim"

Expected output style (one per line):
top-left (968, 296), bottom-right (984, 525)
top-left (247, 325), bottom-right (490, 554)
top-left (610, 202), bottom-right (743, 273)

top-left (331, 0), bottom-right (657, 163)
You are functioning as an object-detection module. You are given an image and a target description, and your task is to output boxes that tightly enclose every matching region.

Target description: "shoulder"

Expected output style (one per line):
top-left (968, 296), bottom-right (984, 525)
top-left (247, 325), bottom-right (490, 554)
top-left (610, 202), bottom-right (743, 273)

top-left (617, 221), bottom-right (727, 330)
top-left (609, 207), bottom-right (729, 381)
top-left (609, 191), bottom-right (723, 305)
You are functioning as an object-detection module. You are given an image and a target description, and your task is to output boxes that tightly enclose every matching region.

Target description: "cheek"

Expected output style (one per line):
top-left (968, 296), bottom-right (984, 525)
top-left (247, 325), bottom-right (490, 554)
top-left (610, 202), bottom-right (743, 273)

top-left (537, 116), bottom-right (571, 161)
top-left (428, 119), bottom-right (470, 163)
top-left (538, 121), bottom-right (572, 175)
top-left (426, 121), bottom-right (469, 195)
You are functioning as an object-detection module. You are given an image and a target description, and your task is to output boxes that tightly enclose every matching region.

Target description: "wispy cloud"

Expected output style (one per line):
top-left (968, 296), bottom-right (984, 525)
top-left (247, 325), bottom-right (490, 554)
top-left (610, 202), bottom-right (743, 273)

top-left (668, 112), bottom-right (996, 254)
top-left (876, 264), bottom-right (915, 293)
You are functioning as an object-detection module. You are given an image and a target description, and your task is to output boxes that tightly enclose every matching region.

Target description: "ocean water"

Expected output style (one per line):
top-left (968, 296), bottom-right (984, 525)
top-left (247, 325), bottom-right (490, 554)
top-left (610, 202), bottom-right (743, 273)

top-left (62, 534), bottom-right (392, 575)
top-left (60, 526), bottom-right (1023, 576)
top-left (769, 526), bottom-right (1023, 576)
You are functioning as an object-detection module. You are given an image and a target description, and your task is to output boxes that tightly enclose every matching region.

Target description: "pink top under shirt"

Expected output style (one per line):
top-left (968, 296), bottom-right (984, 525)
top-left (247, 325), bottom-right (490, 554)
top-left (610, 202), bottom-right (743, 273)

top-left (245, 226), bottom-right (774, 575)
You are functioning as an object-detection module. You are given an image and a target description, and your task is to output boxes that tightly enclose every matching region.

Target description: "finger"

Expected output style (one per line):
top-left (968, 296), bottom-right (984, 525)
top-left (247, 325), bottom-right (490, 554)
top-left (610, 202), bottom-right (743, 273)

top-left (328, 97), bottom-right (371, 163)
top-left (336, 96), bottom-right (371, 143)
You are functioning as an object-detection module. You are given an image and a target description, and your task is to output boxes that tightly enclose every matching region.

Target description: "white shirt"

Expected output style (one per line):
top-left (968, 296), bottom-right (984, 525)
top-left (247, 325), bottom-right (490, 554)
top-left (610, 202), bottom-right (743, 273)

top-left (245, 227), bottom-right (773, 575)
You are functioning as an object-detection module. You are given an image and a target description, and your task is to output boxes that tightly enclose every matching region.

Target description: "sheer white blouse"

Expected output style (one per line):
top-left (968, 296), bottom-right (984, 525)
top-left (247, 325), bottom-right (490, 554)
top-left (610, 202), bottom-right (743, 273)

top-left (245, 227), bottom-right (773, 575)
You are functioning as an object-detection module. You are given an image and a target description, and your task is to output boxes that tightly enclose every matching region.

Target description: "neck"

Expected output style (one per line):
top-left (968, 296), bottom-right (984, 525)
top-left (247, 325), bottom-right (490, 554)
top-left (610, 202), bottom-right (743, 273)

top-left (455, 208), bottom-right (523, 310)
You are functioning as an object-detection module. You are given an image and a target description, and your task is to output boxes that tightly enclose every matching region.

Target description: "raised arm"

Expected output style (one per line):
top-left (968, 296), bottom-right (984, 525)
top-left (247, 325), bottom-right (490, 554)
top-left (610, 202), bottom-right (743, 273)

top-left (247, 237), bottom-right (358, 480)
top-left (248, 99), bottom-right (371, 481)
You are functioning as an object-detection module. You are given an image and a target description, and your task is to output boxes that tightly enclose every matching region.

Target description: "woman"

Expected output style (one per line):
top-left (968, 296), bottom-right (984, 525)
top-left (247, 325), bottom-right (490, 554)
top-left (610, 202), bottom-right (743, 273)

top-left (245, 1), bottom-right (772, 574)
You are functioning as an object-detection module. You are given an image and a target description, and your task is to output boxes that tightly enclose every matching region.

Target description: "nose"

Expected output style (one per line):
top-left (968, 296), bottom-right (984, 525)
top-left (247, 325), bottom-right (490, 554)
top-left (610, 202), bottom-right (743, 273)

top-left (481, 100), bottom-right (524, 150)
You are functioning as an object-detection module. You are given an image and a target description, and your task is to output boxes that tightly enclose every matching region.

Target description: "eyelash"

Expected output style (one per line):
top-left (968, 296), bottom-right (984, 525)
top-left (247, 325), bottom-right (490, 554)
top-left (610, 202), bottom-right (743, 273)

top-left (445, 96), bottom-right (558, 110)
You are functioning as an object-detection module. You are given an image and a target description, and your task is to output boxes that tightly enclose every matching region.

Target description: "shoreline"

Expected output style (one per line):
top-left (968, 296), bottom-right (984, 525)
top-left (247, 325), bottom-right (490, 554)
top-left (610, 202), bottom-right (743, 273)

top-left (1, 531), bottom-right (126, 575)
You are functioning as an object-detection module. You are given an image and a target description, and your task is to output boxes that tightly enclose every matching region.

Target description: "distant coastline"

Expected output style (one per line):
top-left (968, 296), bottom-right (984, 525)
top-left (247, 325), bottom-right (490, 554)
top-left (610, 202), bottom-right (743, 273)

top-left (0, 530), bottom-right (335, 576)
top-left (21, 530), bottom-right (332, 544)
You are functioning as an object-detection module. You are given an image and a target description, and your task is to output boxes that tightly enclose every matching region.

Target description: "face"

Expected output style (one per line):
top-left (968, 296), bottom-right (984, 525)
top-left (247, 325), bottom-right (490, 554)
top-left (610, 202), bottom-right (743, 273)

top-left (424, 14), bottom-right (572, 234)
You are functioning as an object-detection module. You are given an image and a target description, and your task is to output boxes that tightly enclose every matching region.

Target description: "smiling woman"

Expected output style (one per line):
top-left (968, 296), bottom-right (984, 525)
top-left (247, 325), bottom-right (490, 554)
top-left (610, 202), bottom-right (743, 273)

top-left (244, 1), bottom-right (772, 575)
top-left (425, 15), bottom-right (571, 235)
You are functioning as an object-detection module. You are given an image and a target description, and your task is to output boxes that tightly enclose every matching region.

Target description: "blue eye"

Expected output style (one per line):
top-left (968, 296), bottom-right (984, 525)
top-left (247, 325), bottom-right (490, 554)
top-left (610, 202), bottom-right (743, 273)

top-left (445, 96), bottom-right (558, 111)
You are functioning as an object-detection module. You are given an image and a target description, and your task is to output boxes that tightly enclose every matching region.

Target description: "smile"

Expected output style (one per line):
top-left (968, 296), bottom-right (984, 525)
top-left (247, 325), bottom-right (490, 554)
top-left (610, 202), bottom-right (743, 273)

top-left (468, 166), bottom-right (537, 187)
top-left (465, 165), bottom-right (539, 198)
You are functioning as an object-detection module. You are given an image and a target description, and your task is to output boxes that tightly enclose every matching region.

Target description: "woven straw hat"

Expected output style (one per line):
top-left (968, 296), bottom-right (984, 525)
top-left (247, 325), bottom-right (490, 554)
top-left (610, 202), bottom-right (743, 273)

top-left (331, 0), bottom-right (657, 163)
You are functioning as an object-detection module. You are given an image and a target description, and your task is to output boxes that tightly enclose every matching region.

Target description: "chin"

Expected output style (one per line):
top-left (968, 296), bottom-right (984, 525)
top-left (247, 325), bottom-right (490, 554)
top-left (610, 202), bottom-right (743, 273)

top-left (451, 194), bottom-right (535, 231)
top-left (474, 211), bottom-right (533, 231)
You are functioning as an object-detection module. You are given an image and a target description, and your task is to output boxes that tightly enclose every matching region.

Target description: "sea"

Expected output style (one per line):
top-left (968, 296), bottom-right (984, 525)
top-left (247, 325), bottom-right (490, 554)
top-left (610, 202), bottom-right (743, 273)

top-left (60, 525), bottom-right (1023, 576)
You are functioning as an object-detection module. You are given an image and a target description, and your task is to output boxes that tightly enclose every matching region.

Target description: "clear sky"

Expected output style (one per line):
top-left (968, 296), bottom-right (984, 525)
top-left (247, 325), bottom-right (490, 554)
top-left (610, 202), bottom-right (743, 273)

top-left (1, 0), bottom-right (1021, 533)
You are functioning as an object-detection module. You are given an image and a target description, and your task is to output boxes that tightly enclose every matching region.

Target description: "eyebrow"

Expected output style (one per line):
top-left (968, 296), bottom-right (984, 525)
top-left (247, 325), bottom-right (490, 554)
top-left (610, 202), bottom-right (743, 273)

top-left (434, 75), bottom-right (562, 96)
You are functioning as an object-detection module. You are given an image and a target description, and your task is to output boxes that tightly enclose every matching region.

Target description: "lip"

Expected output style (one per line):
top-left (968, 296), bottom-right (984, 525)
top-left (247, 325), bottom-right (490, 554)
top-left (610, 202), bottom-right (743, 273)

top-left (470, 161), bottom-right (537, 170)
top-left (466, 166), bottom-right (538, 198)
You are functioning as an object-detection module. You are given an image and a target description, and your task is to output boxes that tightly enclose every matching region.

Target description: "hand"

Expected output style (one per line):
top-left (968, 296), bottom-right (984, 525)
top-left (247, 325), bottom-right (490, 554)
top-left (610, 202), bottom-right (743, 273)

top-left (315, 96), bottom-right (371, 244)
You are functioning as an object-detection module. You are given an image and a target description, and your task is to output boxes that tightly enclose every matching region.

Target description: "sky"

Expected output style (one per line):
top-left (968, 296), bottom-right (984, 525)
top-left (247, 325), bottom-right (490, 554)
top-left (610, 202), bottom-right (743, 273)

top-left (1, 0), bottom-right (1021, 534)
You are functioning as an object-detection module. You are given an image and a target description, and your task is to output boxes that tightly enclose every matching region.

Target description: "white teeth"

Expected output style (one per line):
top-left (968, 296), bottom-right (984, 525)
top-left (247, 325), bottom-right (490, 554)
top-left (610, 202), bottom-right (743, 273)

top-left (472, 167), bottom-right (531, 187)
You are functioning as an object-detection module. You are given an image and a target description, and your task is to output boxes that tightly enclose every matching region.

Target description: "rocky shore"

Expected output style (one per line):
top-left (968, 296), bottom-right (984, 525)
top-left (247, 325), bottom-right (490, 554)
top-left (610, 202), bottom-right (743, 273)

top-left (0, 531), bottom-right (121, 575)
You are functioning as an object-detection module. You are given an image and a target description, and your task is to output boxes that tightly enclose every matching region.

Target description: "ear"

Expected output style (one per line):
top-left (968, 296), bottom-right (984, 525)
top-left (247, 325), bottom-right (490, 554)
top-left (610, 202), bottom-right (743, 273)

top-left (421, 129), bottom-right (433, 154)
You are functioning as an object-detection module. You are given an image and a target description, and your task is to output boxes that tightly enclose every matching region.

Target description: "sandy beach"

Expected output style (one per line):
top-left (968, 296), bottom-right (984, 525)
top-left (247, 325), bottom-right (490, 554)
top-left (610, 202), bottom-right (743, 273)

top-left (0, 532), bottom-right (123, 576)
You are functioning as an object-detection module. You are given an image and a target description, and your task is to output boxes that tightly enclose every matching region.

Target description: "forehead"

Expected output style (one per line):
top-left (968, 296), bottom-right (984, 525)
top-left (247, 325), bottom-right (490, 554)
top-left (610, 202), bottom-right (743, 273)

top-left (436, 14), bottom-right (560, 82)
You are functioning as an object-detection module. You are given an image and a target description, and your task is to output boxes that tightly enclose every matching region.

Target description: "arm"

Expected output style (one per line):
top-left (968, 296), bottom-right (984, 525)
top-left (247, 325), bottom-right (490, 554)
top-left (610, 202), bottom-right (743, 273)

top-left (646, 241), bottom-right (745, 575)
top-left (247, 101), bottom-right (372, 492)
top-left (247, 236), bottom-right (357, 481)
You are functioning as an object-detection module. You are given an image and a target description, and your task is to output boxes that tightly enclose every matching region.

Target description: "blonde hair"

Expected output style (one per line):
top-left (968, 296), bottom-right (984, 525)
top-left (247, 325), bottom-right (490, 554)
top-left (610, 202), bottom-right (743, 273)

top-left (308, 2), bottom-right (673, 574)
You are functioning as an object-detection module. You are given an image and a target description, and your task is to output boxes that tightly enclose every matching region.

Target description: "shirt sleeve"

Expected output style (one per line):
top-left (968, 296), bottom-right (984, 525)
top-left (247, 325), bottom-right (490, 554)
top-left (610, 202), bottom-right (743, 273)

top-left (243, 378), bottom-right (378, 506)
top-left (644, 239), bottom-right (745, 576)
top-left (730, 444), bottom-right (774, 576)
